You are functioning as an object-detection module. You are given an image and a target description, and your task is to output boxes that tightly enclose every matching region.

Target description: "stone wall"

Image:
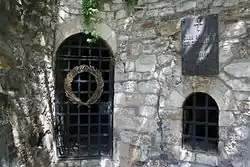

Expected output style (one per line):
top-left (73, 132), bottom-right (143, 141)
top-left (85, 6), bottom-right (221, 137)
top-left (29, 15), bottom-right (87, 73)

top-left (0, 1), bottom-right (58, 166)
top-left (0, 0), bottom-right (250, 166)
top-left (56, 0), bottom-right (250, 167)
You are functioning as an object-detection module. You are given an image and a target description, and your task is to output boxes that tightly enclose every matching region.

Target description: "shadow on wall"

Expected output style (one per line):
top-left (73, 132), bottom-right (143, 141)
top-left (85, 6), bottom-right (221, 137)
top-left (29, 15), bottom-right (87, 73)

top-left (0, 0), bottom-right (59, 166)
top-left (0, 59), bottom-right (56, 167)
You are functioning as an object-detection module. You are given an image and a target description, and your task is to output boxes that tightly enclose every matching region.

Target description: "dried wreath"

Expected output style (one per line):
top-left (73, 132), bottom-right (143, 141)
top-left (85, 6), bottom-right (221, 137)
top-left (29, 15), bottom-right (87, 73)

top-left (64, 64), bottom-right (104, 108)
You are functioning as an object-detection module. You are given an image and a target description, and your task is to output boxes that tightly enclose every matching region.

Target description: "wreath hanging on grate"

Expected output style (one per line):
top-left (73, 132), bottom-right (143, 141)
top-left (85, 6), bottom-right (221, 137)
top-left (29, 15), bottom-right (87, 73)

top-left (64, 64), bottom-right (104, 108)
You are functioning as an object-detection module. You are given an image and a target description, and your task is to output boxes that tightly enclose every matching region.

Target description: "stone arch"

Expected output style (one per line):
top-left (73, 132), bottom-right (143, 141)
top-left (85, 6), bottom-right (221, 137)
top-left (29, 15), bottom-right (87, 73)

top-left (167, 78), bottom-right (237, 113)
top-left (55, 16), bottom-right (117, 55)
top-left (54, 32), bottom-right (114, 159)
top-left (182, 92), bottom-right (219, 151)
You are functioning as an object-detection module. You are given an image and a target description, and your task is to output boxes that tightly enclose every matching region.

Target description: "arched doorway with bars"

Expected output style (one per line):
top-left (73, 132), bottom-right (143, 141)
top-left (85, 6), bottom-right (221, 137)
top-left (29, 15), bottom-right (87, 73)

top-left (182, 92), bottom-right (219, 153)
top-left (54, 33), bottom-right (114, 159)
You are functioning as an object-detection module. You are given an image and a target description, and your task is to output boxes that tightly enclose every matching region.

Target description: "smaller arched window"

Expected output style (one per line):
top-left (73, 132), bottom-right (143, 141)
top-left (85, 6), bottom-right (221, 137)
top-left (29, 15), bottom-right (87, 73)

top-left (182, 92), bottom-right (219, 152)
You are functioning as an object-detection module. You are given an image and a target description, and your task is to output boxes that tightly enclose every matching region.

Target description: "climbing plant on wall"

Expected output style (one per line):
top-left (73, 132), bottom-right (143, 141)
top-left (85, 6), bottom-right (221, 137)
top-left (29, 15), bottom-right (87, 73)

top-left (82, 0), bottom-right (137, 43)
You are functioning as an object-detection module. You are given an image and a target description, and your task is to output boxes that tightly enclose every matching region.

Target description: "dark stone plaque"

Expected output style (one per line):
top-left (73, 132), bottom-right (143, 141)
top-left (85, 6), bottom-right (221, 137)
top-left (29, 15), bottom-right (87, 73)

top-left (181, 14), bottom-right (219, 76)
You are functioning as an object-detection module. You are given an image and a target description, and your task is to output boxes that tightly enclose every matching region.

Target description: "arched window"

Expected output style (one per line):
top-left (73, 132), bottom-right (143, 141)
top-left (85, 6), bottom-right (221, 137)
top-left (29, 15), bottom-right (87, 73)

top-left (55, 33), bottom-right (114, 159)
top-left (182, 92), bottom-right (219, 152)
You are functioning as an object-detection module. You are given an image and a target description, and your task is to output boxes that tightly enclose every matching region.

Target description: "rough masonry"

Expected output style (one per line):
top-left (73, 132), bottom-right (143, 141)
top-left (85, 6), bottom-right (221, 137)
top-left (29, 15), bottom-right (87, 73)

top-left (0, 0), bottom-right (250, 167)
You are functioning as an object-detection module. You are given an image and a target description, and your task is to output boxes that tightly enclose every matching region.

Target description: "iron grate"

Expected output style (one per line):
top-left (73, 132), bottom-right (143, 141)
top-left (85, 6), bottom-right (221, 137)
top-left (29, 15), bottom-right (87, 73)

top-left (55, 33), bottom-right (114, 159)
top-left (182, 92), bottom-right (219, 153)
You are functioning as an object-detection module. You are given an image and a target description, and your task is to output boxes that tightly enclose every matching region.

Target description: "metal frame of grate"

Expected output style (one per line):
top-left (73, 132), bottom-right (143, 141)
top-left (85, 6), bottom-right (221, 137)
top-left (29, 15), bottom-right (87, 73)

top-left (182, 92), bottom-right (219, 153)
top-left (55, 33), bottom-right (114, 159)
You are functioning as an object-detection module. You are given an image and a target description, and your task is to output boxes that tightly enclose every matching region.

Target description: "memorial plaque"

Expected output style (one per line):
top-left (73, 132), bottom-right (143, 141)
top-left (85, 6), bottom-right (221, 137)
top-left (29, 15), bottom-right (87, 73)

top-left (181, 14), bottom-right (219, 75)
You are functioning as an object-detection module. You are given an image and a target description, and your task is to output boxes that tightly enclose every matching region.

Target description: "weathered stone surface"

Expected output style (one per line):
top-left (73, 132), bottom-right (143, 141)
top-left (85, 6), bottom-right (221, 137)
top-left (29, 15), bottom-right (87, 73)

top-left (103, 3), bottom-right (111, 11)
top-left (195, 153), bottom-right (218, 166)
top-left (123, 81), bottom-right (137, 93)
top-left (5, 0), bottom-right (250, 166)
top-left (138, 80), bottom-right (160, 94)
top-left (135, 55), bottom-right (156, 72)
top-left (143, 94), bottom-right (158, 106)
top-left (176, 1), bottom-right (197, 12)
top-left (157, 21), bottom-right (178, 36)
top-left (138, 106), bottom-right (157, 118)
top-left (219, 111), bottom-right (235, 127)
top-left (232, 126), bottom-right (249, 140)
top-left (223, 21), bottom-right (247, 38)
top-left (125, 61), bottom-right (135, 72)
top-left (224, 60), bottom-right (250, 78)
top-left (116, 9), bottom-right (127, 19)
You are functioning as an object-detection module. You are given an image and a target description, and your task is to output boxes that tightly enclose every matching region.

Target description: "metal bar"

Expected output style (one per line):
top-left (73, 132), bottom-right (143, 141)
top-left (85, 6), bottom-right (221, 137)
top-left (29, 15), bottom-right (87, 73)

top-left (205, 94), bottom-right (209, 151)
top-left (183, 106), bottom-right (218, 110)
top-left (62, 45), bottom-right (109, 50)
top-left (183, 121), bottom-right (217, 126)
top-left (183, 93), bottom-right (219, 152)
top-left (77, 38), bottom-right (81, 156)
top-left (98, 45), bottom-right (101, 156)
top-left (183, 135), bottom-right (217, 141)
top-left (192, 93), bottom-right (196, 149)
top-left (56, 33), bottom-right (113, 158)
top-left (58, 56), bottom-right (110, 60)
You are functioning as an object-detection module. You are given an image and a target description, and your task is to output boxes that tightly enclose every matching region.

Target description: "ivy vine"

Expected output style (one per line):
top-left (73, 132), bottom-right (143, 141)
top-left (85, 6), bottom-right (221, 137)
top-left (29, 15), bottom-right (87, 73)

top-left (82, 0), bottom-right (101, 43)
top-left (82, 0), bottom-right (137, 43)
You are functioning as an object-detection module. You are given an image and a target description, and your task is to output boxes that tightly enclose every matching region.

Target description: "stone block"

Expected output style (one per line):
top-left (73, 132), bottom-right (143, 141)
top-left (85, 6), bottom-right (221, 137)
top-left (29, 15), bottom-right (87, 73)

top-left (219, 111), bottom-right (235, 127)
top-left (148, 2), bottom-right (169, 10)
top-left (114, 93), bottom-right (126, 105)
top-left (114, 82), bottom-right (123, 92)
top-left (114, 107), bottom-right (137, 118)
top-left (219, 44), bottom-right (234, 66)
top-left (138, 80), bottom-right (160, 94)
top-left (224, 60), bottom-right (250, 78)
top-left (125, 61), bottom-right (135, 72)
top-left (213, 0), bottom-right (223, 6)
top-left (106, 12), bottom-right (115, 20)
top-left (124, 93), bottom-right (144, 106)
top-left (138, 106), bottom-right (157, 118)
top-left (222, 21), bottom-right (247, 38)
top-left (127, 72), bottom-right (142, 80)
top-left (163, 119), bottom-right (182, 145)
top-left (176, 1), bottom-right (196, 12)
top-left (131, 43), bottom-right (142, 56)
top-left (103, 3), bottom-right (111, 11)
top-left (142, 72), bottom-right (158, 80)
top-left (157, 55), bottom-right (174, 66)
top-left (164, 90), bottom-right (185, 108)
top-left (115, 116), bottom-right (143, 131)
top-left (196, 0), bottom-right (212, 8)
top-left (157, 20), bottom-right (178, 36)
top-left (232, 125), bottom-right (249, 140)
top-left (116, 141), bottom-right (130, 158)
top-left (56, 161), bottom-right (81, 167)
top-left (144, 94), bottom-right (158, 105)
top-left (135, 55), bottom-right (156, 72)
top-left (142, 44), bottom-right (154, 54)
top-left (111, 3), bottom-right (123, 11)
top-left (195, 153), bottom-right (218, 166)
top-left (159, 7), bottom-right (175, 16)
top-left (234, 92), bottom-right (250, 101)
top-left (223, 0), bottom-right (240, 7)
top-left (123, 81), bottom-right (137, 93)
top-left (229, 79), bottom-right (250, 91)
top-left (143, 29), bottom-right (157, 39)
top-left (118, 35), bottom-right (129, 41)
top-left (160, 108), bottom-right (182, 120)
top-left (116, 9), bottom-right (127, 19)
top-left (219, 126), bottom-right (229, 141)
top-left (114, 71), bottom-right (127, 81)
top-left (113, 0), bottom-right (123, 3)
top-left (223, 140), bottom-right (247, 157)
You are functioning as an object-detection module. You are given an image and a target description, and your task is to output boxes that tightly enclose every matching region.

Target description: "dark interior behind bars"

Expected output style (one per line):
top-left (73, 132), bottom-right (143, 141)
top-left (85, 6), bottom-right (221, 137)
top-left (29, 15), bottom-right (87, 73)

top-left (55, 33), bottom-right (114, 159)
